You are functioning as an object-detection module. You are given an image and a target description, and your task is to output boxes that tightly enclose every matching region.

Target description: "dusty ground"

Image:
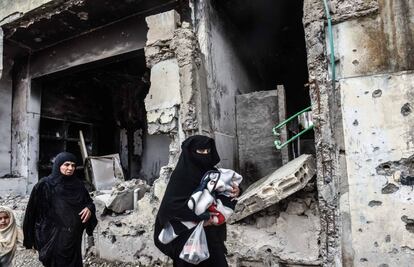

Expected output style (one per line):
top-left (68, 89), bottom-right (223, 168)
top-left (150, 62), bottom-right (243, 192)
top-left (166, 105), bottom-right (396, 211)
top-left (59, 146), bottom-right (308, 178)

top-left (13, 248), bottom-right (139, 267)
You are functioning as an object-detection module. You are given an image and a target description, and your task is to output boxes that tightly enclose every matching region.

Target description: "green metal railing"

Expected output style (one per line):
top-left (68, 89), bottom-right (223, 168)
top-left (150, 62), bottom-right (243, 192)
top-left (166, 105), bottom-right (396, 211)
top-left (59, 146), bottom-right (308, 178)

top-left (272, 106), bottom-right (314, 149)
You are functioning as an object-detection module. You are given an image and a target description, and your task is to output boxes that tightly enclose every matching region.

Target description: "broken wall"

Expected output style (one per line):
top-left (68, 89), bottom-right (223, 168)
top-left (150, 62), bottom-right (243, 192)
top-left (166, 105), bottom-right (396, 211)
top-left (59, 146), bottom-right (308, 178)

top-left (3, 9), bottom-right (148, 196)
top-left (192, 0), bottom-right (258, 169)
top-left (333, 0), bottom-right (414, 265)
top-left (304, 0), bottom-right (414, 265)
top-left (93, 9), bottom-right (215, 265)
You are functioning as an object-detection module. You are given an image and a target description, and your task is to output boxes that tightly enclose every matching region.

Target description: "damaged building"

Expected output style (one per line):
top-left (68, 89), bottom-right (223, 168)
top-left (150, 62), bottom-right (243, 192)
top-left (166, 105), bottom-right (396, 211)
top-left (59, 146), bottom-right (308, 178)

top-left (0, 0), bottom-right (413, 266)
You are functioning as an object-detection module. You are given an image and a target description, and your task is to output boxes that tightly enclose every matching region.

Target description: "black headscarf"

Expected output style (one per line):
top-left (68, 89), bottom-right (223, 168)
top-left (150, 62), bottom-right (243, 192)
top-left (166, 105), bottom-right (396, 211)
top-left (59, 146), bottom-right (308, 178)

top-left (44, 152), bottom-right (87, 207)
top-left (157, 135), bottom-right (220, 226)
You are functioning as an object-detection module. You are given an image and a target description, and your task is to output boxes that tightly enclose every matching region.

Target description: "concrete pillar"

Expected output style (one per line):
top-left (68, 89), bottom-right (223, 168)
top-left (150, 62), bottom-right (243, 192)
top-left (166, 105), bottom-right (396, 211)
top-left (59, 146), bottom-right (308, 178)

top-left (0, 52), bottom-right (11, 176)
top-left (10, 59), bottom-right (40, 195)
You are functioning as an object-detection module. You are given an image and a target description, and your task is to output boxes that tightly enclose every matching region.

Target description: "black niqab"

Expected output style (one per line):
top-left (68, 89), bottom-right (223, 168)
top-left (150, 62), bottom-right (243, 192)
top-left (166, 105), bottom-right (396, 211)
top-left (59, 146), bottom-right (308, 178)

top-left (157, 135), bottom-right (220, 226)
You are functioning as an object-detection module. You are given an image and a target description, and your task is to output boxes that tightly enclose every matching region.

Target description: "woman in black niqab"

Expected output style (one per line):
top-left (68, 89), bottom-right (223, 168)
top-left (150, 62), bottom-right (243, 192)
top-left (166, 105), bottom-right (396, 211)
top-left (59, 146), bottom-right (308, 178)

top-left (23, 152), bottom-right (97, 267)
top-left (154, 135), bottom-right (234, 267)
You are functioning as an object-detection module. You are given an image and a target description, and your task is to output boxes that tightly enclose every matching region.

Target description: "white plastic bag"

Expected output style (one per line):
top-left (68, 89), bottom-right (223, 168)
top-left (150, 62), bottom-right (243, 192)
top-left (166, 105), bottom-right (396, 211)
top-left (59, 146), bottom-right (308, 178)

top-left (158, 222), bottom-right (178, 244)
top-left (179, 221), bottom-right (210, 264)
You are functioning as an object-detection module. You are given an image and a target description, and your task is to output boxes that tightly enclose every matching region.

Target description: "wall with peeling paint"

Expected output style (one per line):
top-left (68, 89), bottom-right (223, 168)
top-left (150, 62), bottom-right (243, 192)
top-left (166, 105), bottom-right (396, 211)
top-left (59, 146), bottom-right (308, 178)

top-left (334, 0), bottom-right (414, 265)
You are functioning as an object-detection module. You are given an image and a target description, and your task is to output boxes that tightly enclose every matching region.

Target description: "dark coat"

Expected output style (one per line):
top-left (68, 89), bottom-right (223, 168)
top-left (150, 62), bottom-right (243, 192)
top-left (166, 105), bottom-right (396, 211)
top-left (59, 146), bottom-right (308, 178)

top-left (23, 152), bottom-right (97, 267)
top-left (154, 136), bottom-right (234, 267)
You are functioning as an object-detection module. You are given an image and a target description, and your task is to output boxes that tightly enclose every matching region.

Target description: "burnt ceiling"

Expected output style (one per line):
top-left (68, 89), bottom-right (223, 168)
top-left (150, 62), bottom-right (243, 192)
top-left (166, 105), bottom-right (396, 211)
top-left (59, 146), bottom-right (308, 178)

top-left (3, 0), bottom-right (180, 52)
top-left (38, 49), bottom-right (149, 123)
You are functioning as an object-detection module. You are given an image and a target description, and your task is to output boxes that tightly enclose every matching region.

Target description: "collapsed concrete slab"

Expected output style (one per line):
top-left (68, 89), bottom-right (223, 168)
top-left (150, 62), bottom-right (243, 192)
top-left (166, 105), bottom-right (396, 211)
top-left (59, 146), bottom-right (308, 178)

top-left (94, 179), bottom-right (150, 214)
top-left (229, 154), bottom-right (316, 223)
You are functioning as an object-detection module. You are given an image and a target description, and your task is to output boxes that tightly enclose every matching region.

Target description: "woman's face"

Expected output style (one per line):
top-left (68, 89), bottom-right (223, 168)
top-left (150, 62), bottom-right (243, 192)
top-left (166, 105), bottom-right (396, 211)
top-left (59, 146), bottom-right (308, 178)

top-left (196, 148), bottom-right (211, 155)
top-left (60, 161), bottom-right (76, 176)
top-left (0, 212), bottom-right (10, 229)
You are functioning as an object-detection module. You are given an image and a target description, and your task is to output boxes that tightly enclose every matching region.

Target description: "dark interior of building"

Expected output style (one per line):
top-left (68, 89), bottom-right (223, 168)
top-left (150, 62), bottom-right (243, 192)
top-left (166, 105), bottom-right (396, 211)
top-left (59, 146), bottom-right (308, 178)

top-left (213, 0), bottom-right (314, 158)
top-left (36, 51), bottom-right (150, 181)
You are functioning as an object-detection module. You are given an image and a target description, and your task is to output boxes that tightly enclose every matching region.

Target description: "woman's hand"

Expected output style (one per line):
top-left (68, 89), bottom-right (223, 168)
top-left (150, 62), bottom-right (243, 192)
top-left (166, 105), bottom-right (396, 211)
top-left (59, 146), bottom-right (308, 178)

top-left (203, 212), bottom-right (219, 226)
top-left (79, 207), bottom-right (91, 223)
top-left (230, 182), bottom-right (240, 199)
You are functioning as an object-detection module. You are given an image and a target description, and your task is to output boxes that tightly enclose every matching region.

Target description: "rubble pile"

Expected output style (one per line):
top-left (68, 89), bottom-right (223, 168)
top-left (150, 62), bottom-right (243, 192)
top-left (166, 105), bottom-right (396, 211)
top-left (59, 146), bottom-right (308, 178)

top-left (0, 156), bottom-right (321, 266)
top-left (226, 184), bottom-right (321, 266)
top-left (95, 179), bottom-right (150, 215)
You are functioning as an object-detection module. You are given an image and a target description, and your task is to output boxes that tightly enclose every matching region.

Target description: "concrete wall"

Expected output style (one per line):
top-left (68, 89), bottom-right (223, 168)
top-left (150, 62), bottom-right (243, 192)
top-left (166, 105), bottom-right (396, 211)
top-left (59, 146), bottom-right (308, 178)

top-left (340, 72), bottom-right (414, 266)
top-left (193, 0), bottom-right (258, 169)
top-left (332, 0), bottom-right (414, 265)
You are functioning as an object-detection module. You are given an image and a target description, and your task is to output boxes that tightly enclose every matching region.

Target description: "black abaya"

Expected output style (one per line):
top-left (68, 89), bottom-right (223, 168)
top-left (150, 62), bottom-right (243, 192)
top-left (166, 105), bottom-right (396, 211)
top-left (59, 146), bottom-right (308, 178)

top-left (23, 152), bottom-right (97, 267)
top-left (154, 135), bottom-right (233, 267)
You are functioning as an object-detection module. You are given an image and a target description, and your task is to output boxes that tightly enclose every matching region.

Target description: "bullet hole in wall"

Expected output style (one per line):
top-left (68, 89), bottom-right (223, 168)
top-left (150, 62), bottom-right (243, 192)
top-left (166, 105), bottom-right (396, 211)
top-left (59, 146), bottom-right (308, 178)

top-left (401, 103), bottom-right (412, 116)
top-left (368, 200), bottom-right (382, 207)
top-left (401, 215), bottom-right (414, 233)
top-left (372, 89), bottom-right (382, 98)
top-left (381, 183), bottom-right (399, 194)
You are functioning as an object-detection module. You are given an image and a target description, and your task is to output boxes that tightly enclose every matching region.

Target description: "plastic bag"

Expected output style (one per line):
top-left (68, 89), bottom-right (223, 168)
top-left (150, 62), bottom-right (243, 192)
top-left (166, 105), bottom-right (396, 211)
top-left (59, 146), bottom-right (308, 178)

top-left (179, 221), bottom-right (210, 264)
top-left (158, 222), bottom-right (178, 244)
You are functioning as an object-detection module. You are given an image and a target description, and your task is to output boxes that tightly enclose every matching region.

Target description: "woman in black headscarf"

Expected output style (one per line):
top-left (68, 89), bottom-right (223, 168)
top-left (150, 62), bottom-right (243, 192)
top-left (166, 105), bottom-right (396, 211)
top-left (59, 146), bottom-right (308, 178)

top-left (23, 152), bottom-right (97, 267)
top-left (154, 135), bottom-right (240, 267)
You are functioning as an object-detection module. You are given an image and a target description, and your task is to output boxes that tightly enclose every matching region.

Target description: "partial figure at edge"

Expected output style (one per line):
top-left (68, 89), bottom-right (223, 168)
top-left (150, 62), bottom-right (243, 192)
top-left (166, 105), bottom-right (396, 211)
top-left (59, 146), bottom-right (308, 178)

top-left (0, 206), bottom-right (23, 267)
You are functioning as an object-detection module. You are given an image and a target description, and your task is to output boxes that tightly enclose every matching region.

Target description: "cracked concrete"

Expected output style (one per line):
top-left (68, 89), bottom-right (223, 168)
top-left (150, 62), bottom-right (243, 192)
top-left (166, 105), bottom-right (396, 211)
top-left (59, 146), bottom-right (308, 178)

top-left (230, 154), bottom-right (316, 223)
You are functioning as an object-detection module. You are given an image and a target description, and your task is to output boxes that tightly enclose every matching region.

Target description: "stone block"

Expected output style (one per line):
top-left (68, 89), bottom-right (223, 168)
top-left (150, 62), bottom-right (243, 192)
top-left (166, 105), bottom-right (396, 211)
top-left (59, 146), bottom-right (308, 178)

top-left (229, 154), bottom-right (316, 223)
top-left (145, 10), bottom-right (180, 45)
top-left (236, 90), bottom-right (283, 187)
